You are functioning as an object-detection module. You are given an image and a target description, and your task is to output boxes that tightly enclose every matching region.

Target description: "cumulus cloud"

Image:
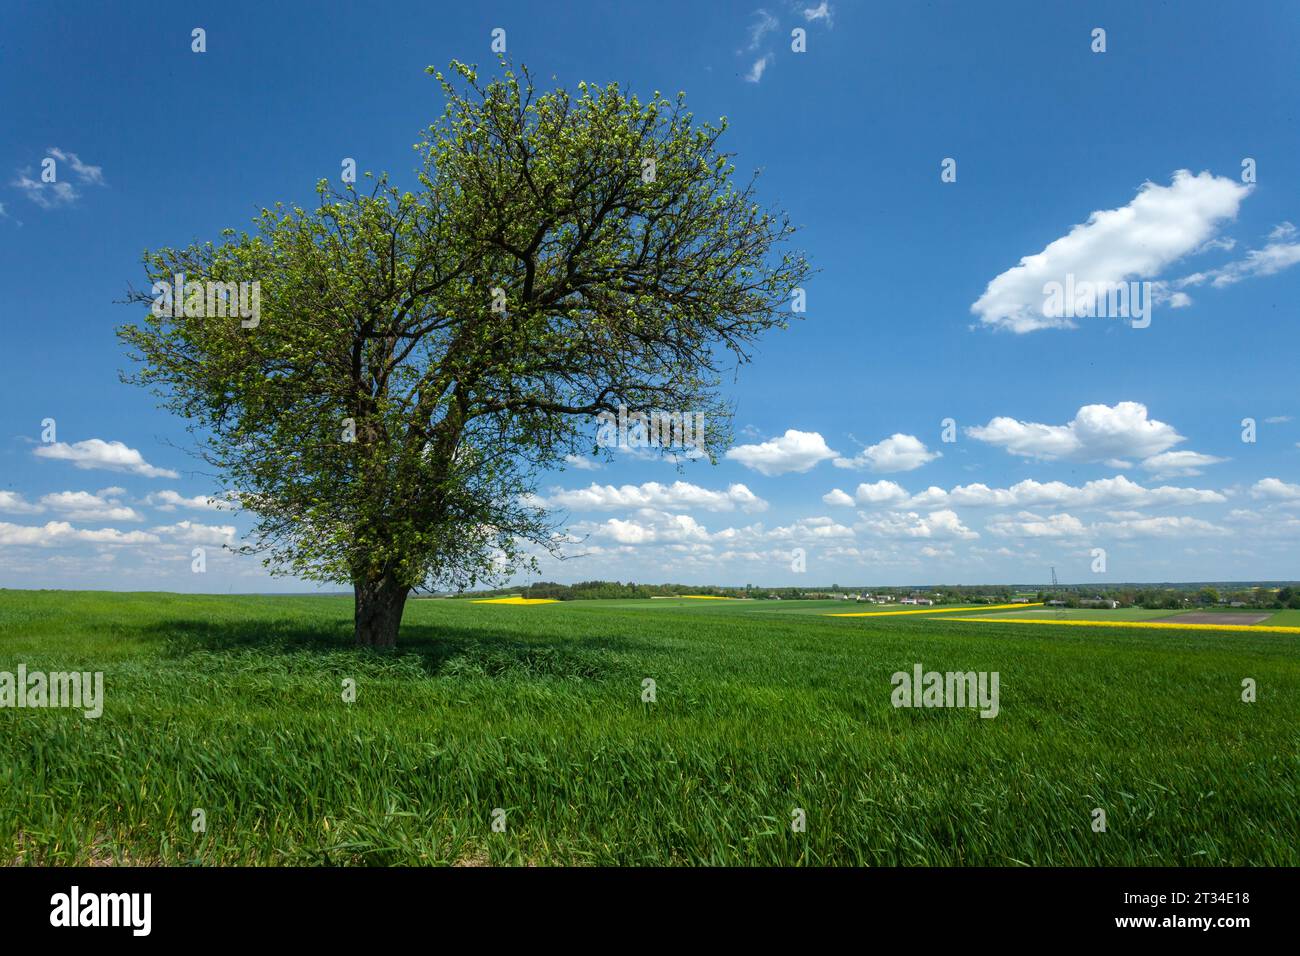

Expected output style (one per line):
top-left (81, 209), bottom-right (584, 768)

top-left (725, 429), bottom-right (837, 476)
top-left (150, 520), bottom-right (237, 546)
top-left (532, 480), bottom-right (768, 513)
top-left (0, 491), bottom-right (44, 515)
top-left (823, 480), bottom-right (910, 506)
top-left (1140, 450), bottom-right (1228, 478)
top-left (1250, 477), bottom-right (1300, 501)
top-left (39, 490), bottom-right (141, 522)
top-left (986, 512), bottom-right (1087, 539)
top-left (33, 439), bottom-right (179, 479)
top-left (833, 433), bottom-right (940, 473)
top-left (0, 521), bottom-right (158, 546)
top-left (966, 402), bottom-right (1183, 464)
top-left (144, 489), bottom-right (230, 512)
top-left (768, 515), bottom-right (855, 540)
top-left (829, 474), bottom-right (1225, 512)
top-left (562, 454), bottom-right (602, 471)
top-left (856, 509), bottom-right (978, 540)
top-left (1092, 515), bottom-right (1228, 539)
top-left (594, 510), bottom-right (714, 546)
top-left (987, 511), bottom-right (1226, 540)
top-left (971, 170), bottom-right (1250, 332)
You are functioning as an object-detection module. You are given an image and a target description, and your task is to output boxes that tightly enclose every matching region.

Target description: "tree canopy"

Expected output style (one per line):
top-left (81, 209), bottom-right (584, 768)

top-left (120, 60), bottom-right (811, 645)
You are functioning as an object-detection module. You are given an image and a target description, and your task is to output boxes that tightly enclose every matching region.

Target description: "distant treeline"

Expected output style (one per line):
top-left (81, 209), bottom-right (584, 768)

top-left (458, 581), bottom-right (1300, 608)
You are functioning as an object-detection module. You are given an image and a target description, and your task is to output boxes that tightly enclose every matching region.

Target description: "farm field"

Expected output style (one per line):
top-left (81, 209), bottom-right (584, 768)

top-left (972, 606), bottom-right (1300, 626)
top-left (1, 589), bottom-right (1297, 866)
top-left (976, 607), bottom-right (1179, 621)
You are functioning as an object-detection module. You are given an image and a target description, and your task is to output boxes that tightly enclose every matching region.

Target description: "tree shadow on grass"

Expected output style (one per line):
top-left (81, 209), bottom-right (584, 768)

top-left (140, 613), bottom-right (661, 681)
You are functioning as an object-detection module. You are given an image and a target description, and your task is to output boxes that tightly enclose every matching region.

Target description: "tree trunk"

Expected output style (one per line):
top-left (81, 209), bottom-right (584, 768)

top-left (353, 573), bottom-right (409, 647)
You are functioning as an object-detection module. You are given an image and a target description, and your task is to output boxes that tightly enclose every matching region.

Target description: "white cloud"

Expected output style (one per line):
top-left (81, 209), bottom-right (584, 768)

top-left (11, 174), bottom-right (77, 208)
top-left (1250, 477), bottom-right (1300, 501)
top-left (971, 170), bottom-right (1250, 332)
top-left (746, 9), bottom-right (779, 49)
top-left (47, 147), bottom-right (105, 186)
top-left (803, 2), bottom-right (834, 25)
top-left (854, 480), bottom-right (910, 504)
top-left (562, 454), bottom-right (602, 471)
top-left (725, 429), bottom-right (837, 476)
top-left (1171, 222), bottom-right (1300, 296)
top-left (594, 510), bottom-right (714, 546)
top-left (39, 490), bottom-right (142, 522)
top-left (0, 491), bottom-right (44, 515)
top-left (1263, 415), bottom-right (1292, 424)
top-left (833, 433), bottom-right (940, 473)
top-left (822, 488), bottom-right (855, 506)
top-left (11, 147), bottom-right (106, 208)
top-left (987, 510), bottom-right (1227, 540)
top-left (744, 54), bottom-right (774, 83)
top-left (144, 489), bottom-right (229, 512)
top-left (967, 402), bottom-right (1183, 463)
top-left (1093, 515), bottom-right (1228, 539)
top-left (841, 474), bottom-right (1225, 512)
top-left (0, 521), bottom-right (158, 546)
top-left (768, 515), bottom-right (855, 540)
top-left (856, 509), bottom-right (978, 540)
top-left (986, 512), bottom-right (1087, 538)
top-left (533, 481), bottom-right (768, 513)
top-left (150, 520), bottom-right (237, 546)
top-left (33, 439), bottom-right (179, 478)
top-left (1140, 450), bottom-right (1228, 478)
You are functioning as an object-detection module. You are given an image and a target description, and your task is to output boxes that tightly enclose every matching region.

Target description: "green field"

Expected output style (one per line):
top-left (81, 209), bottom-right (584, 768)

top-left (1, 590), bottom-right (1296, 866)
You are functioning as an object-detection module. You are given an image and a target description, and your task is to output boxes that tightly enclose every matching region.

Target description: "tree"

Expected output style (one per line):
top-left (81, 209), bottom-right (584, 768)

top-left (118, 61), bottom-right (810, 647)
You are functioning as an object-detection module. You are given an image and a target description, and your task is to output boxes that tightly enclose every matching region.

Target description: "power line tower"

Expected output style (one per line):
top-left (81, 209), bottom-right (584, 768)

top-left (1050, 566), bottom-right (1058, 587)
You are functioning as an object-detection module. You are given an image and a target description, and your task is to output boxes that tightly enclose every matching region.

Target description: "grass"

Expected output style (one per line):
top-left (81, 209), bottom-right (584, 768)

top-left (1, 589), bottom-right (1297, 866)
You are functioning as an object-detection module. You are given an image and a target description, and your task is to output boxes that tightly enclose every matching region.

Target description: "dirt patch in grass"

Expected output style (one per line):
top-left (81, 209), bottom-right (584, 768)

top-left (1150, 612), bottom-right (1271, 625)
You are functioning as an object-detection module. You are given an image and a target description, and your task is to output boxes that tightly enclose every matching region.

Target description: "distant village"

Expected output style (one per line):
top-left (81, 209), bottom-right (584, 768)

top-left (457, 580), bottom-right (1300, 610)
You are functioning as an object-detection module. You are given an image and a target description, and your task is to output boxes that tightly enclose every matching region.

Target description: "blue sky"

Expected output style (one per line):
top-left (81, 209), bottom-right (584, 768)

top-left (3, 0), bottom-right (1299, 592)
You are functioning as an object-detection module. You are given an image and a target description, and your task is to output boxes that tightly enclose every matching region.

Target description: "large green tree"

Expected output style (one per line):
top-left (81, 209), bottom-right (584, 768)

top-left (120, 61), bottom-right (810, 647)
